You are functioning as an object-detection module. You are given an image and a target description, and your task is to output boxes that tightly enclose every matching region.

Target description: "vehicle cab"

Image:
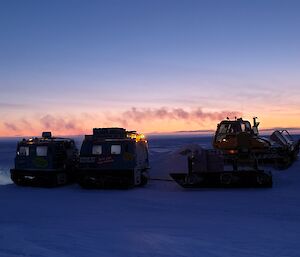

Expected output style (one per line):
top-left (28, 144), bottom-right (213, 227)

top-left (11, 132), bottom-right (78, 186)
top-left (78, 128), bottom-right (149, 188)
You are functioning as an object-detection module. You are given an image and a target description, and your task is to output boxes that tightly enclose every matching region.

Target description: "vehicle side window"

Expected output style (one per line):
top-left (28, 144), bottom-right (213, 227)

top-left (244, 122), bottom-right (251, 132)
top-left (111, 145), bottom-right (121, 154)
top-left (241, 123), bottom-right (246, 132)
top-left (19, 146), bottom-right (29, 156)
top-left (92, 145), bottom-right (102, 155)
top-left (36, 146), bottom-right (48, 157)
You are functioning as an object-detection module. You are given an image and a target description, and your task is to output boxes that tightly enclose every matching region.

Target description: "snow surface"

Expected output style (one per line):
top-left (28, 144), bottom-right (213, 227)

top-left (1, 136), bottom-right (300, 257)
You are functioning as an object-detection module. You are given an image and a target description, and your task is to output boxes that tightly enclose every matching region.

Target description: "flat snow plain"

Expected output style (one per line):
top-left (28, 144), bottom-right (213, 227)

top-left (0, 136), bottom-right (300, 257)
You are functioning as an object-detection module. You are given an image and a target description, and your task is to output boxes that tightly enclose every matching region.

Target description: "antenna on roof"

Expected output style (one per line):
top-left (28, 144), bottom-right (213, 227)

top-left (253, 117), bottom-right (259, 127)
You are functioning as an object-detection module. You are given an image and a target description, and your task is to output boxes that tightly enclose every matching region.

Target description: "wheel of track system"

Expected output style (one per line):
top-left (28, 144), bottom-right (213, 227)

top-left (220, 173), bottom-right (233, 185)
top-left (78, 176), bottom-right (93, 189)
top-left (256, 173), bottom-right (273, 188)
top-left (138, 174), bottom-right (148, 187)
top-left (57, 173), bottom-right (67, 185)
top-left (12, 176), bottom-right (26, 186)
top-left (256, 174), bottom-right (266, 185)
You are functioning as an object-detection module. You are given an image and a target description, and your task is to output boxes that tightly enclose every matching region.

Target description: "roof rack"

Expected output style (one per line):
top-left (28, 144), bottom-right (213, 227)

top-left (20, 132), bottom-right (73, 144)
top-left (93, 128), bottom-right (127, 139)
top-left (89, 128), bottom-right (146, 142)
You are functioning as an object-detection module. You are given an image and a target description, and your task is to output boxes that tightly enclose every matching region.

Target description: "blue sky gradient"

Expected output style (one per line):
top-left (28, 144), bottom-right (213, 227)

top-left (0, 0), bottom-right (299, 135)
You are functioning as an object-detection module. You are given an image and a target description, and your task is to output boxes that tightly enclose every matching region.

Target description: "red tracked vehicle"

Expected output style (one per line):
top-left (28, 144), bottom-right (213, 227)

top-left (213, 117), bottom-right (299, 168)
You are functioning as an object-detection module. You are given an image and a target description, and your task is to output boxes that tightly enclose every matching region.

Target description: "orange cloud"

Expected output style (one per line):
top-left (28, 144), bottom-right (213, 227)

top-left (3, 122), bottom-right (19, 132)
top-left (108, 107), bottom-right (241, 127)
top-left (1, 106), bottom-right (299, 137)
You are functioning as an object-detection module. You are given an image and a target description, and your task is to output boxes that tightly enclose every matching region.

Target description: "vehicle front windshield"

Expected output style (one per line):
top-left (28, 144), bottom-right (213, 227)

top-left (18, 146), bottom-right (29, 156)
top-left (216, 121), bottom-right (251, 141)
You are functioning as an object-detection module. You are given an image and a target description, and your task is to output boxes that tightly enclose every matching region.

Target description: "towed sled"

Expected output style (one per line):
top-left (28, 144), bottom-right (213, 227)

top-left (170, 146), bottom-right (272, 188)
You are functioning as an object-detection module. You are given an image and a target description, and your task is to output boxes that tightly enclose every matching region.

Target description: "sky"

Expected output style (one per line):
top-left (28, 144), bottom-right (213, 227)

top-left (0, 0), bottom-right (299, 136)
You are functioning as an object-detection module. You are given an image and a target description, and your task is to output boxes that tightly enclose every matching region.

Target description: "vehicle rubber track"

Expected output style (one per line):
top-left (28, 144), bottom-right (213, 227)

top-left (170, 170), bottom-right (273, 188)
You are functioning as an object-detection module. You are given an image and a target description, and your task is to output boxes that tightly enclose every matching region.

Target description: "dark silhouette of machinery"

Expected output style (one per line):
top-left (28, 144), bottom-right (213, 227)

top-left (170, 145), bottom-right (272, 188)
top-left (11, 132), bottom-right (78, 187)
top-left (213, 117), bottom-right (299, 168)
top-left (78, 128), bottom-right (149, 188)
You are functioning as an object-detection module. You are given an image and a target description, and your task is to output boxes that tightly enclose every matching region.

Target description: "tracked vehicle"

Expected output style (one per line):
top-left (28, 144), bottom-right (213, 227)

top-left (78, 128), bottom-right (149, 188)
top-left (213, 118), bottom-right (300, 168)
top-left (170, 146), bottom-right (273, 188)
top-left (10, 132), bottom-right (78, 187)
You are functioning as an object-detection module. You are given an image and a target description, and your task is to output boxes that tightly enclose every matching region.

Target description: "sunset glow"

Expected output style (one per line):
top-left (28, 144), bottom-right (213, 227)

top-left (0, 1), bottom-right (299, 137)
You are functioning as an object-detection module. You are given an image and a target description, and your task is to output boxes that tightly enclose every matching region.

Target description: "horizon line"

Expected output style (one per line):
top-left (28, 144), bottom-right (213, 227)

top-left (1, 126), bottom-right (300, 139)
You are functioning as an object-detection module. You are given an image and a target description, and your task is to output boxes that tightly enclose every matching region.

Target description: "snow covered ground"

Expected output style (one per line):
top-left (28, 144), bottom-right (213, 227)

top-left (0, 136), bottom-right (300, 257)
